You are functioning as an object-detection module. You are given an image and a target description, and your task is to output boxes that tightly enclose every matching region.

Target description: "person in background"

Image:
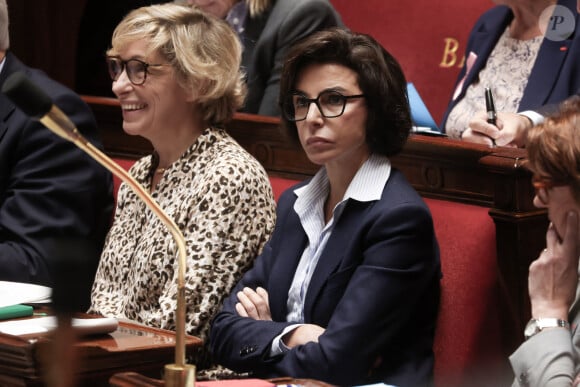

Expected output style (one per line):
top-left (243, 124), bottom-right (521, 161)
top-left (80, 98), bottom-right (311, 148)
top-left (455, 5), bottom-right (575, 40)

top-left (0, 0), bottom-right (113, 309)
top-left (510, 96), bottom-right (580, 386)
top-left (182, 0), bottom-right (343, 117)
top-left (441, 0), bottom-right (580, 147)
top-left (209, 28), bottom-right (441, 386)
top-left (88, 4), bottom-right (276, 368)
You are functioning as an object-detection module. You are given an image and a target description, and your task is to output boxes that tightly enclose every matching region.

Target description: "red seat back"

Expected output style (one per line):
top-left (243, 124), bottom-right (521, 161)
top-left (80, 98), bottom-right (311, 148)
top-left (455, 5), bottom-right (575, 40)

top-left (330, 0), bottom-right (493, 123)
top-left (111, 157), bottom-right (137, 205)
top-left (425, 198), bottom-right (510, 386)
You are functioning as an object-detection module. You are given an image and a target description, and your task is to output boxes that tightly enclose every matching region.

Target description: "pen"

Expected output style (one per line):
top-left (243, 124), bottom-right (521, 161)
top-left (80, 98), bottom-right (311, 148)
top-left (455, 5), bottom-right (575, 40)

top-left (484, 87), bottom-right (497, 146)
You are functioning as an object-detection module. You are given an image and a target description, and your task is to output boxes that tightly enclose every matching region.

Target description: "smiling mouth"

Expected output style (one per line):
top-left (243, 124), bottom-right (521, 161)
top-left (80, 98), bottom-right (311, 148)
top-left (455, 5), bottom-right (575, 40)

top-left (121, 103), bottom-right (147, 111)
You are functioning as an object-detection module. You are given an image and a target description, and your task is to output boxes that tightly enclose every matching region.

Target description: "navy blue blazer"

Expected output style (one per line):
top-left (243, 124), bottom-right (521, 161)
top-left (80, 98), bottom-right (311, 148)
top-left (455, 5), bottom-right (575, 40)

top-left (240, 0), bottom-right (343, 116)
top-left (441, 0), bottom-right (580, 130)
top-left (0, 52), bottom-right (113, 309)
top-left (210, 169), bottom-right (441, 387)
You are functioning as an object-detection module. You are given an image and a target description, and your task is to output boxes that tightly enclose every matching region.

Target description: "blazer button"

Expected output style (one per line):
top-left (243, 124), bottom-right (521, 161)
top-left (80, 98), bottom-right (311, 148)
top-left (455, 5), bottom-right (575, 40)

top-left (239, 345), bottom-right (257, 356)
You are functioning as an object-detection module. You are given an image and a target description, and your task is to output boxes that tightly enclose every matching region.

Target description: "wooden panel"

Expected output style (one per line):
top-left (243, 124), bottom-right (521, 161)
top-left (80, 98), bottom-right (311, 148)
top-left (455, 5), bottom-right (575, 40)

top-left (6, 0), bottom-right (87, 90)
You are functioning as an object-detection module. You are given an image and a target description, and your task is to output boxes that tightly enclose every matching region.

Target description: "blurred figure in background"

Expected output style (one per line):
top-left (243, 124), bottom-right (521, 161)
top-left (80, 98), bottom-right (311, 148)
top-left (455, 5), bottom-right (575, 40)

top-left (183, 0), bottom-right (343, 116)
top-left (0, 0), bottom-right (113, 310)
top-left (442, 0), bottom-right (579, 147)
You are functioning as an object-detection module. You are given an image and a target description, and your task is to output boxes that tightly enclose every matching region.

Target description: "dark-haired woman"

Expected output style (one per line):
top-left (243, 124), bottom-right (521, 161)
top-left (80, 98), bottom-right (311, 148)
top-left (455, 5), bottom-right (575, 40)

top-left (210, 27), bottom-right (441, 387)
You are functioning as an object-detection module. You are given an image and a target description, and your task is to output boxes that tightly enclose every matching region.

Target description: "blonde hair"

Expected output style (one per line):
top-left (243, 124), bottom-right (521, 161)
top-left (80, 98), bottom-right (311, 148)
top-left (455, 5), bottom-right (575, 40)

top-left (108, 3), bottom-right (246, 125)
top-left (246, 0), bottom-right (271, 17)
top-left (527, 96), bottom-right (580, 203)
top-left (0, 0), bottom-right (9, 51)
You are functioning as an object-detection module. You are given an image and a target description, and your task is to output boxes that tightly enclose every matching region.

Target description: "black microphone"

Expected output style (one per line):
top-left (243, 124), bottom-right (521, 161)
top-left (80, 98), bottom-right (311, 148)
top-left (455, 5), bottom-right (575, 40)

top-left (2, 72), bottom-right (195, 387)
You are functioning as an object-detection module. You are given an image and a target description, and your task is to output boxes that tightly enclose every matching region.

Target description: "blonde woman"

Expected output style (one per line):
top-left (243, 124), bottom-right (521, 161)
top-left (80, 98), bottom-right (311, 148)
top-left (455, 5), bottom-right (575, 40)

top-left (88, 4), bottom-right (276, 367)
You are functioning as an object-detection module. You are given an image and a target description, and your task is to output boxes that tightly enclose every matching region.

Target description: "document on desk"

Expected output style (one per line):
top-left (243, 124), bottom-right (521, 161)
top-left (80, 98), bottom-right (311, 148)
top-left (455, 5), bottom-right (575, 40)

top-left (0, 281), bottom-right (52, 307)
top-left (0, 316), bottom-right (118, 336)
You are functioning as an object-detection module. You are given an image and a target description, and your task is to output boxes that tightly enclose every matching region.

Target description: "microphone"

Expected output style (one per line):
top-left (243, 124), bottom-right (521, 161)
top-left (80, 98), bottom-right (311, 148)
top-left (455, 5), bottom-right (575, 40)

top-left (2, 72), bottom-right (195, 387)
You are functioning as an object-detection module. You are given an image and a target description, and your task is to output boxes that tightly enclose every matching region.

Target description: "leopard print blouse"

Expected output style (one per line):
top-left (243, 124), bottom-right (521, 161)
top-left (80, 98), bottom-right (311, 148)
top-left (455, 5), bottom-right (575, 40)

top-left (89, 127), bottom-right (276, 363)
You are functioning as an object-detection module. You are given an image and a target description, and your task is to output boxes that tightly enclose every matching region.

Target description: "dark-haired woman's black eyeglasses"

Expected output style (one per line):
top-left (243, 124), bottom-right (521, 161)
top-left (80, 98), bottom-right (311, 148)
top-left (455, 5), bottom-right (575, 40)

top-left (106, 56), bottom-right (166, 86)
top-left (281, 90), bottom-right (365, 122)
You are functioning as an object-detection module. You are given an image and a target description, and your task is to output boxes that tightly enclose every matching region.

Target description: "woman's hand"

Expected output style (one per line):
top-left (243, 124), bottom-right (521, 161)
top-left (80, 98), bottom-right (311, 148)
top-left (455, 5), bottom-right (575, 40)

top-left (282, 324), bottom-right (325, 348)
top-left (235, 287), bottom-right (272, 320)
top-left (529, 212), bottom-right (580, 319)
top-left (463, 111), bottom-right (531, 147)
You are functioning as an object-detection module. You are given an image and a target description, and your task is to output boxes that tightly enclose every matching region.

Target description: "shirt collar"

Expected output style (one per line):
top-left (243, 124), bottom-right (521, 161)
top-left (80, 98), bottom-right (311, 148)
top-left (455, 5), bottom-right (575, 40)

top-left (294, 153), bottom-right (391, 206)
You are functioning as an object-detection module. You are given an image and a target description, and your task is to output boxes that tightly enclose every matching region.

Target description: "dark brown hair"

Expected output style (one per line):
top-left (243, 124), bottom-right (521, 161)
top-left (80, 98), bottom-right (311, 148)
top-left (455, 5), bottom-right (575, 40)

top-left (279, 27), bottom-right (412, 156)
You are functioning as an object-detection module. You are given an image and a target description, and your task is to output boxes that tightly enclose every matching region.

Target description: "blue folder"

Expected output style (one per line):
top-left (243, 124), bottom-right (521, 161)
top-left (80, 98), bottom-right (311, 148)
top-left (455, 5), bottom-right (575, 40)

top-left (407, 82), bottom-right (441, 133)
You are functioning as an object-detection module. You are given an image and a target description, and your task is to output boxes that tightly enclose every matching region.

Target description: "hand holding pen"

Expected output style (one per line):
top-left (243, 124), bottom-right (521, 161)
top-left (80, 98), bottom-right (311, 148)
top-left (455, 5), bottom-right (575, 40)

top-left (464, 91), bottom-right (529, 147)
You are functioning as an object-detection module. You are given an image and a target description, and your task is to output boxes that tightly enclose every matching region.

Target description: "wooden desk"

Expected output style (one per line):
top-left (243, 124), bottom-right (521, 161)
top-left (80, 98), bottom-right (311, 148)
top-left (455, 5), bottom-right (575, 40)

top-left (0, 315), bottom-right (202, 386)
top-left (110, 372), bottom-right (334, 387)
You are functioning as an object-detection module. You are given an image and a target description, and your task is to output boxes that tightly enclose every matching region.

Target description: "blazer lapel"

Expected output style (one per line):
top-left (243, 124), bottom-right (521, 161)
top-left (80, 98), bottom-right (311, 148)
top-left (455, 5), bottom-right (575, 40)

top-left (0, 53), bottom-right (13, 141)
top-left (461, 10), bottom-right (513, 98)
top-left (302, 201), bottom-right (367, 322)
top-left (0, 91), bottom-right (15, 142)
top-left (268, 211), bottom-right (308, 321)
top-left (0, 53), bottom-right (26, 143)
top-left (519, 7), bottom-right (577, 109)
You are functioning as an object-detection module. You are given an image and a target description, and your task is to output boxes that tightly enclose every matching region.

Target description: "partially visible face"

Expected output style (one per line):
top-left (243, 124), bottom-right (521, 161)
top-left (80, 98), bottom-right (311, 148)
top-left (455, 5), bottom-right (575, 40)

top-left (534, 184), bottom-right (580, 242)
top-left (186, 0), bottom-right (237, 19)
top-left (293, 63), bottom-right (369, 168)
top-left (111, 39), bottom-right (193, 142)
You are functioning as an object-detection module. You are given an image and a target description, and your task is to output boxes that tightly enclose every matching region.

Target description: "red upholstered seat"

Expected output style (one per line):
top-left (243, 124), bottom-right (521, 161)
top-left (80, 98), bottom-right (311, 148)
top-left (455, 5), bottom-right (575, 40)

top-left (425, 198), bottom-right (509, 386)
top-left (268, 175), bottom-right (301, 202)
top-left (111, 157), bottom-right (137, 200)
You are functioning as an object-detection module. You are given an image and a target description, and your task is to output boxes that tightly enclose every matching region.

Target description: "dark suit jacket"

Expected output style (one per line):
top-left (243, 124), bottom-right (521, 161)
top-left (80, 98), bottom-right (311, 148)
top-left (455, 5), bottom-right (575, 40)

top-left (210, 169), bottom-right (441, 387)
top-left (240, 0), bottom-right (343, 116)
top-left (0, 52), bottom-right (113, 309)
top-left (441, 0), bottom-right (580, 130)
